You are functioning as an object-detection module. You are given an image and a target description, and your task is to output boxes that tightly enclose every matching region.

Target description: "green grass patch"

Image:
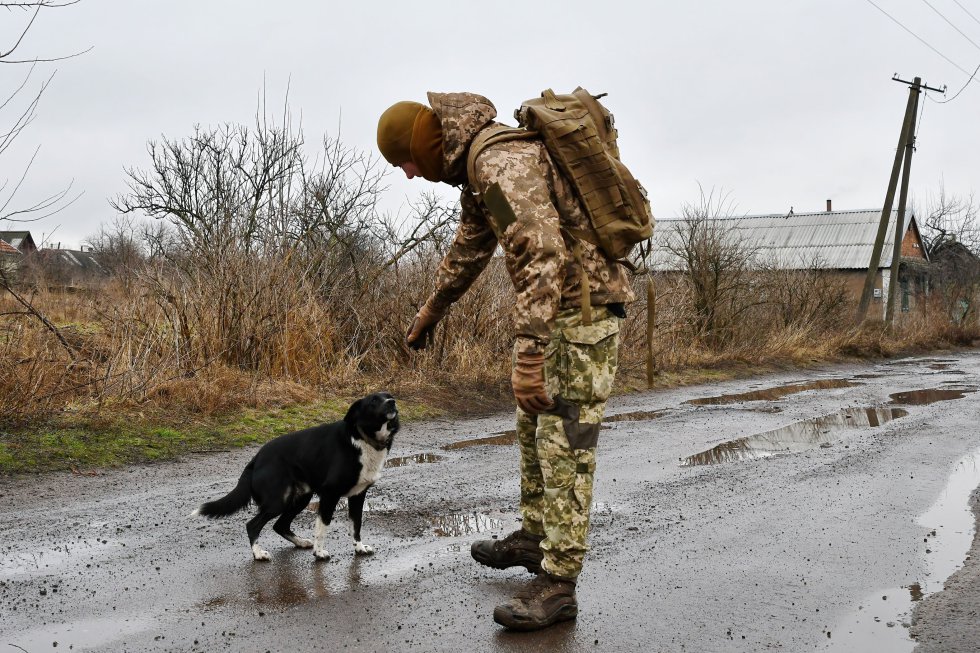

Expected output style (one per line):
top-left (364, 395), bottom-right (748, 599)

top-left (0, 397), bottom-right (439, 476)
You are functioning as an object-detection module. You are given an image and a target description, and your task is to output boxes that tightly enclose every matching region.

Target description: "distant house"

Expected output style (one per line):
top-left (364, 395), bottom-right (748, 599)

top-left (0, 231), bottom-right (38, 255)
top-left (36, 246), bottom-right (108, 287)
top-left (652, 208), bottom-right (930, 320)
top-left (0, 237), bottom-right (21, 277)
top-left (926, 238), bottom-right (980, 323)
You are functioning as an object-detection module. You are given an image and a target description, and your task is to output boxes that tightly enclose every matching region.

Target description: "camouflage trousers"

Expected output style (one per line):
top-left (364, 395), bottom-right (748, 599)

top-left (515, 305), bottom-right (621, 580)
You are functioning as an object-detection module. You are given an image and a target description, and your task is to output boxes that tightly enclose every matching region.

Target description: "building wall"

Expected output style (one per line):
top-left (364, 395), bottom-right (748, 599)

top-left (838, 270), bottom-right (886, 320)
top-left (901, 228), bottom-right (927, 259)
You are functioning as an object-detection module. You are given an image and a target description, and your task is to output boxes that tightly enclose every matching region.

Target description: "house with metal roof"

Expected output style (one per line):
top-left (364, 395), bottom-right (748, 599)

top-left (651, 208), bottom-right (929, 320)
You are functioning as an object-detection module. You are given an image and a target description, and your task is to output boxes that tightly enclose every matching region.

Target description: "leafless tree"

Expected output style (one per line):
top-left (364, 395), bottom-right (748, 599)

top-left (661, 186), bottom-right (759, 345)
top-left (917, 184), bottom-right (980, 254)
top-left (1, 1), bottom-right (87, 224)
top-left (915, 185), bottom-right (980, 323)
top-left (111, 95), bottom-right (459, 371)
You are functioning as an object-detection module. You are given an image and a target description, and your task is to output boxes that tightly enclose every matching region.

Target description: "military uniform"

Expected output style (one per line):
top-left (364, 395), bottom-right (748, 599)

top-left (417, 92), bottom-right (633, 581)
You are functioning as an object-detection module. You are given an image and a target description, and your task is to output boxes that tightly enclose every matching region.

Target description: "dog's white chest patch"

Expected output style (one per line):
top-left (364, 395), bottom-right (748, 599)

top-left (345, 440), bottom-right (386, 498)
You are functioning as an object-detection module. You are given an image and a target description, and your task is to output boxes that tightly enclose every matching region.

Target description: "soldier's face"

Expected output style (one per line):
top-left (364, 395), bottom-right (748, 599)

top-left (398, 161), bottom-right (422, 180)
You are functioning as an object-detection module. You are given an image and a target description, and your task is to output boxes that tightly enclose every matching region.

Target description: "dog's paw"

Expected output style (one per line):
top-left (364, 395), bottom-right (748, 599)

top-left (354, 541), bottom-right (375, 556)
top-left (251, 544), bottom-right (271, 561)
top-left (291, 536), bottom-right (314, 549)
top-left (314, 548), bottom-right (331, 561)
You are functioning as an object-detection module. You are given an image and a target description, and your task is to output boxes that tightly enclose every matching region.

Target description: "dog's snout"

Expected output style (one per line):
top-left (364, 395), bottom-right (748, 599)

top-left (383, 397), bottom-right (397, 414)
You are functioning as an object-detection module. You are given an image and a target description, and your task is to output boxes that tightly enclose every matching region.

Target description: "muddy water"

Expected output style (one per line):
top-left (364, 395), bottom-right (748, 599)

top-left (603, 409), bottom-right (668, 422)
top-left (889, 387), bottom-right (977, 405)
top-left (681, 407), bottom-right (909, 467)
top-left (825, 446), bottom-right (980, 651)
top-left (385, 453), bottom-right (445, 467)
top-left (685, 378), bottom-right (858, 405)
top-left (442, 430), bottom-right (516, 450)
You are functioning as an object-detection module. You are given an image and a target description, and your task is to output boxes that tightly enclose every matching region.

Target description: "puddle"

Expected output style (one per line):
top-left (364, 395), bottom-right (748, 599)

top-left (681, 407), bottom-right (909, 467)
top-left (823, 587), bottom-right (916, 651)
top-left (889, 387), bottom-right (977, 406)
top-left (917, 447), bottom-right (980, 594)
top-left (603, 410), bottom-right (668, 422)
top-left (430, 512), bottom-right (503, 537)
top-left (307, 498), bottom-right (398, 513)
top-left (385, 453), bottom-right (445, 467)
top-left (886, 358), bottom-right (958, 366)
top-left (826, 446), bottom-right (980, 651)
top-left (685, 379), bottom-right (858, 406)
top-left (442, 430), bottom-right (517, 450)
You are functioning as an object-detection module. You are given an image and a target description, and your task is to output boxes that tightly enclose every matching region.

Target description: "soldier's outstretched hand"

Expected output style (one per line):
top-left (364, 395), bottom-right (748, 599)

top-left (406, 300), bottom-right (445, 351)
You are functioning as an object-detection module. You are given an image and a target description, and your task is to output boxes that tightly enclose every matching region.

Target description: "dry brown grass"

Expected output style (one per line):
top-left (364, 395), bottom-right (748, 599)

top-left (2, 253), bottom-right (977, 430)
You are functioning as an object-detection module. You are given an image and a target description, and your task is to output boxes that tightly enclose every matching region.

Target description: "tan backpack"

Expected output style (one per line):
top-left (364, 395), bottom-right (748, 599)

top-left (466, 87), bottom-right (654, 261)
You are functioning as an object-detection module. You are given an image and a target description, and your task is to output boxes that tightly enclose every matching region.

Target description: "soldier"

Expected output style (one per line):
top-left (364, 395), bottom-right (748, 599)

top-left (377, 92), bottom-right (634, 631)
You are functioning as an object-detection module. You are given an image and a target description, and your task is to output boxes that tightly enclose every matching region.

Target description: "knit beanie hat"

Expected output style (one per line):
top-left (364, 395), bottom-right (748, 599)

top-left (377, 101), bottom-right (445, 182)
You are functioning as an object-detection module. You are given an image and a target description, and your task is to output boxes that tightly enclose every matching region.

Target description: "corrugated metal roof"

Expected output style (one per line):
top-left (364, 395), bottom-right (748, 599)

top-left (651, 209), bottom-right (920, 271)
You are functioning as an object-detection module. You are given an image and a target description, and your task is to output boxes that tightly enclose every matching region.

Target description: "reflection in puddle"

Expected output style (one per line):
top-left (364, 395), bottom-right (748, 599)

top-left (603, 410), bottom-right (667, 422)
top-left (442, 431), bottom-right (517, 450)
top-left (385, 453), bottom-right (445, 467)
top-left (886, 358), bottom-right (958, 366)
top-left (907, 582), bottom-right (923, 602)
top-left (824, 587), bottom-right (915, 651)
top-left (889, 387), bottom-right (977, 406)
top-left (685, 379), bottom-right (857, 405)
top-left (828, 447), bottom-right (980, 652)
top-left (307, 498), bottom-right (398, 513)
top-left (681, 407), bottom-right (909, 467)
top-left (917, 447), bottom-right (980, 595)
top-left (430, 512), bottom-right (503, 537)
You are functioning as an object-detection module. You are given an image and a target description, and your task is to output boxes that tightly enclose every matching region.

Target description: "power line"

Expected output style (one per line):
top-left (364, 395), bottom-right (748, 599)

top-left (920, 0), bottom-right (980, 52)
top-left (863, 0), bottom-right (971, 75)
top-left (951, 0), bottom-right (980, 29)
top-left (929, 60), bottom-right (980, 103)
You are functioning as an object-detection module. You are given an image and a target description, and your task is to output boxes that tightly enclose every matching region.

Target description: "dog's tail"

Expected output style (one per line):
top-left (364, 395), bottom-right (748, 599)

top-left (191, 460), bottom-right (254, 519)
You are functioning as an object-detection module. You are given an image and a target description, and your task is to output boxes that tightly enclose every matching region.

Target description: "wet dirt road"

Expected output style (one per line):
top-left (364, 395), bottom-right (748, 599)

top-left (2, 353), bottom-right (980, 652)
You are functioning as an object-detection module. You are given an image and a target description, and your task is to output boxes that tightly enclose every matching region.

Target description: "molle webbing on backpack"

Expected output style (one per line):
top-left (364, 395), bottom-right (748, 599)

top-left (466, 88), bottom-right (654, 263)
top-left (514, 88), bottom-right (653, 261)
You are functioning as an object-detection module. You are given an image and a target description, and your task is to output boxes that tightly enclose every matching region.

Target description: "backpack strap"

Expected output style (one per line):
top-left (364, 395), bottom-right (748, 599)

top-left (466, 125), bottom-right (537, 190)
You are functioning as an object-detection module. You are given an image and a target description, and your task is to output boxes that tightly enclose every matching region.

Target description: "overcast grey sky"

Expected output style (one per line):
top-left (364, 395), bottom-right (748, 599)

top-left (1, 0), bottom-right (978, 248)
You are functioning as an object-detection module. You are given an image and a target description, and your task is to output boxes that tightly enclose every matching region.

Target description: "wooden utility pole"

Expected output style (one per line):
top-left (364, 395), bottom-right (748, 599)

top-left (856, 75), bottom-right (944, 324)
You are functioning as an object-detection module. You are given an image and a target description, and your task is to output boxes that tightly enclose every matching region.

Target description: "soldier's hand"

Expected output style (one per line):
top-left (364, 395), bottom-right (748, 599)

top-left (512, 351), bottom-right (554, 415)
top-left (406, 300), bottom-right (445, 351)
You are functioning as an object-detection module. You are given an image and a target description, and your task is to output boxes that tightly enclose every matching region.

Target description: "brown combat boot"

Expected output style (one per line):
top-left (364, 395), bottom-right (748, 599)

top-left (493, 572), bottom-right (578, 630)
top-left (470, 529), bottom-right (544, 574)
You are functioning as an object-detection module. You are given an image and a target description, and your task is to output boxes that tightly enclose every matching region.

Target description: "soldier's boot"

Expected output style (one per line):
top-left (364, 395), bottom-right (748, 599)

top-left (493, 572), bottom-right (578, 631)
top-left (471, 529), bottom-right (544, 574)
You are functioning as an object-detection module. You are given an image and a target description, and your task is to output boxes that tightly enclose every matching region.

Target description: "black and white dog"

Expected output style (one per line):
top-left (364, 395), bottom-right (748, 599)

top-left (192, 392), bottom-right (399, 561)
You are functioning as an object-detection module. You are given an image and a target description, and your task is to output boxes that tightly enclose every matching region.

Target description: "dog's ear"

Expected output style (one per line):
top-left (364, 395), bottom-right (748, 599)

top-left (344, 398), bottom-right (364, 427)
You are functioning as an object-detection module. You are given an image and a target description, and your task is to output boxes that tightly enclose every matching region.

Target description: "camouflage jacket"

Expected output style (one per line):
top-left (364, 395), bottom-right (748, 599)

top-left (425, 91), bottom-right (635, 355)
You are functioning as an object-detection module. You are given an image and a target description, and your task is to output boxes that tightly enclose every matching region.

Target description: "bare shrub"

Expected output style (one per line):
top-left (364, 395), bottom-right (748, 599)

top-left (659, 188), bottom-right (758, 347)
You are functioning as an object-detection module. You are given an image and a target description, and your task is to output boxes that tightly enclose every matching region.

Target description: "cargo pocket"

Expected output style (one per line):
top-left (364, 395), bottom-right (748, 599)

top-left (558, 318), bottom-right (620, 405)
